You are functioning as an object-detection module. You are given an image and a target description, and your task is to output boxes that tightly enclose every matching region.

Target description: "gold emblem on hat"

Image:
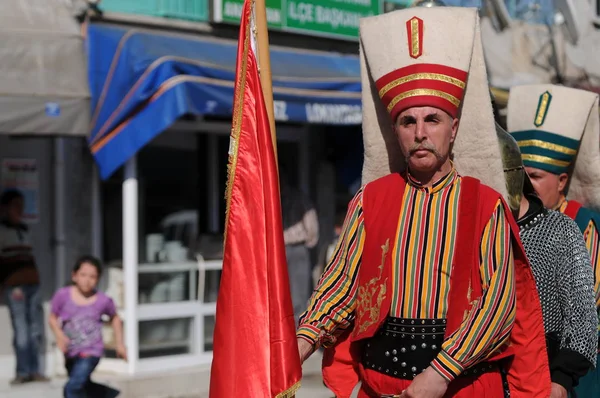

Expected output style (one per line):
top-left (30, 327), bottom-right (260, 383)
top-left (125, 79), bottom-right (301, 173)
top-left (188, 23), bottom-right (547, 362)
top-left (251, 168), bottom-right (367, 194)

top-left (534, 91), bottom-right (552, 127)
top-left (406, 17), bottom-right (423, 59)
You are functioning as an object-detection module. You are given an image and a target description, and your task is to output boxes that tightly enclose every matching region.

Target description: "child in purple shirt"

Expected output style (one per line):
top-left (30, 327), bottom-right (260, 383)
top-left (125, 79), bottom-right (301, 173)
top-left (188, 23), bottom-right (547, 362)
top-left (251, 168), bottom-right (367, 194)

top-left (49, 256), bottom-right (126, 398)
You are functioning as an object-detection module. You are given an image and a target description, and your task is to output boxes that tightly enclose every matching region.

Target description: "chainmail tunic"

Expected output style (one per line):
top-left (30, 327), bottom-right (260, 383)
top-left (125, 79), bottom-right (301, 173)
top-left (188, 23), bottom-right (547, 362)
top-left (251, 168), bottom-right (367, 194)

top-left (519, 207), bottom-right (598, 367)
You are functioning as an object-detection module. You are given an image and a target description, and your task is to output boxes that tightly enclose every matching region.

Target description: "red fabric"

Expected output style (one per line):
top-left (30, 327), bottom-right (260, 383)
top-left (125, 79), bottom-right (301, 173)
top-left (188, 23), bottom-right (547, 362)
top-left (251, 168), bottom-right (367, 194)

top-left (351, 173), bottom-right (406, 340)
top-left (351, 175), bottom-right (487, 342)
top-left (563, 200), bottom-right (583, 220)
top-left (444, 176), bottom-right (482, 333)
top-left (323, 174), bottom-right (551, 398)
top-left (502, 213), bottom-right (552, 398)
top-left (374, 64), bottom-right (468, 120)
top-left (358, 367), bottom-right (505, 398)
top-left (322, 329), bottom-right (360, 397)
top-left (208, 1), bottom-right (302, 396)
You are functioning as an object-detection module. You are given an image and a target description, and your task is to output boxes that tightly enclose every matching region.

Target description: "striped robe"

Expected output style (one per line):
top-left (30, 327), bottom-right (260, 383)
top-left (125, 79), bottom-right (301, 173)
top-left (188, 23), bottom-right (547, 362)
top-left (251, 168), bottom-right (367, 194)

top-left (298, 168), bottom-right (515, 381)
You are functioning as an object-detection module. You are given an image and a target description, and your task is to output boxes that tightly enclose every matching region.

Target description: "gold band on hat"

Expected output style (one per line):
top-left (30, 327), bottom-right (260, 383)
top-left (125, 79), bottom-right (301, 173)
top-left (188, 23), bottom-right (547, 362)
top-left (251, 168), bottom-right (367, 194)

top-left (521, 154), bottom-right (570, 168)
top-left (516, 139), bottom-right (577, 156)
top-left (387, 88), bottom-right (461, 113)
top-left (378, 73), bottom-right (466, 98)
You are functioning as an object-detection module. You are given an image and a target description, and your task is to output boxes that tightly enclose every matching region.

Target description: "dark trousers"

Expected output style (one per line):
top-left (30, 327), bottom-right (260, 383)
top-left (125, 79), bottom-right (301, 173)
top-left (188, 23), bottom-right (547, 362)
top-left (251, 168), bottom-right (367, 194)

top-left (64, 356), bottom-right (103, 398)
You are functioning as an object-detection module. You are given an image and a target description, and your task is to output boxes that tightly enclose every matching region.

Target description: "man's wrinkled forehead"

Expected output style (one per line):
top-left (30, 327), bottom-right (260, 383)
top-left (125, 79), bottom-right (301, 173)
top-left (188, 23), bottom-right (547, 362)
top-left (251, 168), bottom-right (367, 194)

top-left (395, 106), bottom-right (455, 123)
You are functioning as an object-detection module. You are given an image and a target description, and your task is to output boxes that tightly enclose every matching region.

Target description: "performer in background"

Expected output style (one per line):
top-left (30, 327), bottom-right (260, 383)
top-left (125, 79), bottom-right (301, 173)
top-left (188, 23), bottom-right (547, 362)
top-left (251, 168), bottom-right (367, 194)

top-left (297, 7), bottom-right (550, 398)
top-left (496, 126), bottom-right (597, 398)
top-left (508, 84), bottom-right (600, 397)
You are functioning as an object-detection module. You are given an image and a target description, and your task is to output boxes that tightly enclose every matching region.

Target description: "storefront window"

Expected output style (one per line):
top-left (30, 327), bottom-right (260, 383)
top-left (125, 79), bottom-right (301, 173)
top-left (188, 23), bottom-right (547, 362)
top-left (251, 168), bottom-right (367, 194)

top-left (98, 123), bottom-right (315, 366)
top-left (203, 315), bottom-right (215, 352)
top-left (138, 136), bottom-right (200, 265)
top-left (139, 268), bottom-right (192, 303)
top-left (138, 318), bottom-right (194, 359)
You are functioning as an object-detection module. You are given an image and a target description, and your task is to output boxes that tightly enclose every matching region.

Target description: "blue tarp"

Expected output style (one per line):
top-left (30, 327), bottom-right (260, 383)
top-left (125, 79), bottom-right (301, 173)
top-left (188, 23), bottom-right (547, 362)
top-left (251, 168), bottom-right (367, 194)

top-left (87, 24), bottom-right (361, 179)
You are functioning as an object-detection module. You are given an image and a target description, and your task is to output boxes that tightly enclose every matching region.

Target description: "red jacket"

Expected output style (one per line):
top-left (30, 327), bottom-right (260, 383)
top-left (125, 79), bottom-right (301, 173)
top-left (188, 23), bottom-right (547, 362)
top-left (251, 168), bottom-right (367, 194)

top-left (322, 173), bottom-right (551, 398)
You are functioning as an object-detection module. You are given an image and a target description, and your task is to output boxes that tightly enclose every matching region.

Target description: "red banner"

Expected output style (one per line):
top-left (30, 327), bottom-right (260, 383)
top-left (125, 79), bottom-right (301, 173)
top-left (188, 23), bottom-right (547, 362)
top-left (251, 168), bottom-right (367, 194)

top-left (209, 0), bottom-right (302, 396)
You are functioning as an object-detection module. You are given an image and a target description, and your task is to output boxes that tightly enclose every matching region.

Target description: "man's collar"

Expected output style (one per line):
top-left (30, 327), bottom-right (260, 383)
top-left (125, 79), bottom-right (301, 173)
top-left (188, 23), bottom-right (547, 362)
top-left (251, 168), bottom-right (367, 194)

top-left (406, 164), bottom-right (457, 193)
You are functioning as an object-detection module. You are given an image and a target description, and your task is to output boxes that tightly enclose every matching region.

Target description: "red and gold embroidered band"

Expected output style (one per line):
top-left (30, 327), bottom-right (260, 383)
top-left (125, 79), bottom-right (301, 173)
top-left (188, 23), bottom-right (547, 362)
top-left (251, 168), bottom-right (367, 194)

top-left (375, 63), bottom-right (467, 121)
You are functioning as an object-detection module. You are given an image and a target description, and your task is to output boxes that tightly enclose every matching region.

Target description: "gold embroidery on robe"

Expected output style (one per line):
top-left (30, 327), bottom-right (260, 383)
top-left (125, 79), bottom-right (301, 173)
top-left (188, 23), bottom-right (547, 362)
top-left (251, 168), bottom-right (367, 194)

top-left (356, 240), bottom-right (389, 333)
top-left (463, 280), bottom-right (480, 321)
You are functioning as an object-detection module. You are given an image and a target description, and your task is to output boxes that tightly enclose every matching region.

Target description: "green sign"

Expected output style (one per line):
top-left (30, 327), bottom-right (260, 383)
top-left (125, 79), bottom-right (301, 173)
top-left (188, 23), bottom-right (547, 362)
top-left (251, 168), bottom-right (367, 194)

top-left (217, 0), bottom-right (381, 40)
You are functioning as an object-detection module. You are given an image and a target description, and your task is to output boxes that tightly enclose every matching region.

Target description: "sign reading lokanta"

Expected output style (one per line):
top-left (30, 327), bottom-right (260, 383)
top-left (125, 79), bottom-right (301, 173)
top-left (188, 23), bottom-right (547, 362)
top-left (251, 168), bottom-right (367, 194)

top-left (215, 0), bottom-right (381, 40)
top-left (1, 159), bottom-right (39, 224)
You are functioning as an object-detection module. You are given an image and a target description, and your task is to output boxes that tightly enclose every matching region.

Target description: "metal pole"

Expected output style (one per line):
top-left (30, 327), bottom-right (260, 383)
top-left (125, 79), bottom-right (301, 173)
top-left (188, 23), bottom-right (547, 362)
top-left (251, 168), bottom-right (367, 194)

top-left (91, 164), bottom-right (103, 260)
top-left (208, 134), bottom-right (219, 233)
top-left (53, 138), bottom-right (66, 290)
top-left (123, 157), bottom-right (139, 374)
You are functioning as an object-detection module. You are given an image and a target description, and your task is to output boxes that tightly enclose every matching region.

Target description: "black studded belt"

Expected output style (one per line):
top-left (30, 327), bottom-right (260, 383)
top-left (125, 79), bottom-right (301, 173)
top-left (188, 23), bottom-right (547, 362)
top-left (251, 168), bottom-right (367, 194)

top-left (361, 317), bottom-right (498, 381)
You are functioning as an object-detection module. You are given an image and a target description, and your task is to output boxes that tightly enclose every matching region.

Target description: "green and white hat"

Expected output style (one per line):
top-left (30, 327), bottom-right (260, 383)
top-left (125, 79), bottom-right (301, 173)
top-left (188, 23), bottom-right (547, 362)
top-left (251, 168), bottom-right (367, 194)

top-left (507, 84), bottom-right (600, 209)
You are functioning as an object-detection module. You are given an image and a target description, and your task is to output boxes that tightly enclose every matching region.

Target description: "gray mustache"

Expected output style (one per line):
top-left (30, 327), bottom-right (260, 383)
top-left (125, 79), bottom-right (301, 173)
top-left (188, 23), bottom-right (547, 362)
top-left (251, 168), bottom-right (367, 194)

top-left (408, 142), bottom-right (439, 156)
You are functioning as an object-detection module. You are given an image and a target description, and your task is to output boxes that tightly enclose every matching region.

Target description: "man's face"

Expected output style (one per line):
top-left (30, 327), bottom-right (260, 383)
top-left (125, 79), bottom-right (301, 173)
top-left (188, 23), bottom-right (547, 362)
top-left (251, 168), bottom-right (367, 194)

top-left (394, 106), bottom-right (458, 174)
top-left (525, 166), bottom-right (568, 209)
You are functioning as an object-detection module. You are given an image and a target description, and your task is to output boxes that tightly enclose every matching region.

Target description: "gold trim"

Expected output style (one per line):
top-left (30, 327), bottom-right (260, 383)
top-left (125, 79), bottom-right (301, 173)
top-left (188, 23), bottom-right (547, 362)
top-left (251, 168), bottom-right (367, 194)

top-left (356, 240), bottom-right (389, 333)
top-left (387, 89), bottom-right (460, 113)
top-left (378, 73), bottom-right (465, 98)
top-left (516, 139), bottom-right (577, 155)
top-left (490, 87), bottom-right (509, 106)
top-left (224, 0), bottom-right (253, 241)
top-left (275, 380), bottom-right (301, 398)
top-left (534, 92), bottom-right (551, 127)
top-left (410, 18), bottom-right (420, 58)
top-left (522, 154), bottom-right (570, 168)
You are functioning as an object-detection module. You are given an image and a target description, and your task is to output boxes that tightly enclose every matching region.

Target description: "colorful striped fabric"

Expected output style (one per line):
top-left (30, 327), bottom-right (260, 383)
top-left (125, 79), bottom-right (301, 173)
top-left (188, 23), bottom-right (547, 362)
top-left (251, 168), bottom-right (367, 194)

top-left (585, 222), bottom-right (600, 310)
top-left (298, 169), bottom-right (516, 381)
top-left (559, 200), bottom-right (600, 309)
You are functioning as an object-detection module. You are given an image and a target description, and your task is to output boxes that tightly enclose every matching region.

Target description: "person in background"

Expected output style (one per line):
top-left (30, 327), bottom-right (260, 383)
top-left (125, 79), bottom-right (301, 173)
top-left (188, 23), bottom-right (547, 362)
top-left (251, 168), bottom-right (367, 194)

top-left (314, 209), bottom-right (346, 289)
top-left (280, 174), bottom-right (319, 324)
top-left (495, 100), bottom-right (597, 398)
top-left (49, 256), bottom-right (127, 398)
top-left (507, 84), bottom-right (600, 397)
top-left (0, 189), bottom-right (48, 385)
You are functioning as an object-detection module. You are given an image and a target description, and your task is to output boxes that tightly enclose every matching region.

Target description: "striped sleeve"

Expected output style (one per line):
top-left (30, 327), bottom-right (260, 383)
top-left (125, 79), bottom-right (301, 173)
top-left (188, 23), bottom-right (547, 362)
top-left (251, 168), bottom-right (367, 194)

top-left (583, 220), bottom-right (600, 309)
top-left (297, 189), bottom-right (365, 348)
top-left (431, 200), bottom-right (516, 381)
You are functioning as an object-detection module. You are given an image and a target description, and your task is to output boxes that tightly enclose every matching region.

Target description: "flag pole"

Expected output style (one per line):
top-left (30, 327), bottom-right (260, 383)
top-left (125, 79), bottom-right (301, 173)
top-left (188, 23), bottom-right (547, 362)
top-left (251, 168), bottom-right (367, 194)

top-left (255, 9), bottom-right (297, 398)
top-left (254, 0), bottom-right (278, 162)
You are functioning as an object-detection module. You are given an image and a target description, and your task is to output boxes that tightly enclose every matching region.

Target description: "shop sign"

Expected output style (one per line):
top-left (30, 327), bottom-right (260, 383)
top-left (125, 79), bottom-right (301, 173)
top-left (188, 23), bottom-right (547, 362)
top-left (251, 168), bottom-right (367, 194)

top-left (1, 159), bottom-right (39, 224)
top-left (213, 0), bottom-right (382, 40)
top-left (273, 100), bottom-right (362, 124)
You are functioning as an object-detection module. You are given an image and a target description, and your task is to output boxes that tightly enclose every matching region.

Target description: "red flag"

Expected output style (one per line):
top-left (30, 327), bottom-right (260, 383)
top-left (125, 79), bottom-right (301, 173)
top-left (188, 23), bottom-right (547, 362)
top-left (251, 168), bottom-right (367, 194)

top-left (209, 0), bottom-right (302, 396)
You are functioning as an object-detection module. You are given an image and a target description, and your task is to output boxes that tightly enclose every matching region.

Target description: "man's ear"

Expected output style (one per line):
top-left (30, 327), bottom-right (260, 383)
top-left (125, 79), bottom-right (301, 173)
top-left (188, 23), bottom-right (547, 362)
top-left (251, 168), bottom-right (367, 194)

top-left (558, 173), bottom-right (569, 194)
top-left (450, 118), bottom-right (459, 143)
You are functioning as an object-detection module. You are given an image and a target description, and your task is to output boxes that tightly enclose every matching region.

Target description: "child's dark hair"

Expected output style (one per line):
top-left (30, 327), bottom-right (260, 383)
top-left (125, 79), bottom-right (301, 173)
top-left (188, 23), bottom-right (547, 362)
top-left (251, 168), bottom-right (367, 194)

top-left (0, 189), bottom-right (24, 206)
top-left (73, 255), bottom-right (103, 277)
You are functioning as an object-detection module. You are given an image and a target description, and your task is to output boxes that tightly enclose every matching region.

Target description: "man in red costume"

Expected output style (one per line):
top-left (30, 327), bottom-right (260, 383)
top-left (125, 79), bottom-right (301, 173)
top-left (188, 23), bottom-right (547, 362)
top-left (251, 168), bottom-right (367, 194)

top-left (297, 7), bottom-right (551, 398)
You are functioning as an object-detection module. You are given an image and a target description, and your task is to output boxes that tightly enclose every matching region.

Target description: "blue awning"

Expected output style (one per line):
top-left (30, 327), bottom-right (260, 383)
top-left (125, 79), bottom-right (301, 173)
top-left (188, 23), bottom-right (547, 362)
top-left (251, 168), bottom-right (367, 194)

top-left (87, 23), bottom-right (361, 179)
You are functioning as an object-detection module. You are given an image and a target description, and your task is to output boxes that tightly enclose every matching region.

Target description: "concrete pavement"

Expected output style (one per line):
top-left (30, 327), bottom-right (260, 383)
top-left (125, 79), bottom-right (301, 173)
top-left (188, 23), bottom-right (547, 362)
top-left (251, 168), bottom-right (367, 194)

top-left (0, 352), bottom-right (336, 398)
